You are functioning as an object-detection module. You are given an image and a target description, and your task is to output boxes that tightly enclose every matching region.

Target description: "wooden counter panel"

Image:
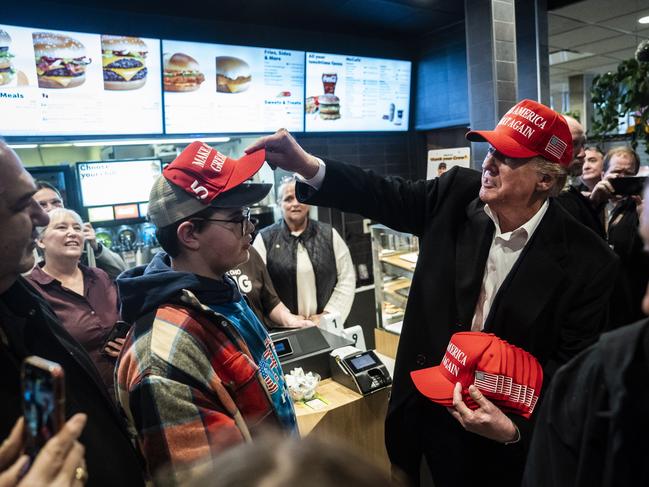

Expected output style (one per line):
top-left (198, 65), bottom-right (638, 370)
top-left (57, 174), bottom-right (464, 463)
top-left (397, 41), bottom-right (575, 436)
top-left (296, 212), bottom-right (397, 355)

top-left (295, 378), bottom-right (391, 472)
top-left (375, 327), bottom-right (400, 359)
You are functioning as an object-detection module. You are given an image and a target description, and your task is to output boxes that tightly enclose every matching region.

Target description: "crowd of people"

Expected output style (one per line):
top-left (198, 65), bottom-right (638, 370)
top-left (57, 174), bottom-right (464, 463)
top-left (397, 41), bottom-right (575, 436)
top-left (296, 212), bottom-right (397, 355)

top-left (0, 96), bottom-right (647, 487)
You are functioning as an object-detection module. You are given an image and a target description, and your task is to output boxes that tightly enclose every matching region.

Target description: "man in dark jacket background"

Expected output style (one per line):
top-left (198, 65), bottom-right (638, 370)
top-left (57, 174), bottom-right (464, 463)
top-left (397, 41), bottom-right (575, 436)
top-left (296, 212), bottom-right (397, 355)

top-left (523, 181), bottom-right (649, 487)
top-left (247, 99), bottom-right (619, 487)
top-left (0, 141), bottom-right (144, 487)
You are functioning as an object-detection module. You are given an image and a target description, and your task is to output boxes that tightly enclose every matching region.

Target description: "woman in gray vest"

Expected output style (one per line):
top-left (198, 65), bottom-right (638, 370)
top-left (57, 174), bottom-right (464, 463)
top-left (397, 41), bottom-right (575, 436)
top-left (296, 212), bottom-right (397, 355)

top-left (253, 177), bottom-right (355, 326)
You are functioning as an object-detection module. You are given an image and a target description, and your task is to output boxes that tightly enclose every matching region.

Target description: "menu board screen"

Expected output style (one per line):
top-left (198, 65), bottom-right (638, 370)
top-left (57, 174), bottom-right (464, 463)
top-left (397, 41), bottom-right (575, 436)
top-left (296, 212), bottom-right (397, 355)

top-left (77, 159), bottom-right (162, 207)
top-left (305, 52), bottom-right (411, 132)
top-left (0, 24), bottom-right (163, 136)
top-left (162, 39), bottom-right (304, 134)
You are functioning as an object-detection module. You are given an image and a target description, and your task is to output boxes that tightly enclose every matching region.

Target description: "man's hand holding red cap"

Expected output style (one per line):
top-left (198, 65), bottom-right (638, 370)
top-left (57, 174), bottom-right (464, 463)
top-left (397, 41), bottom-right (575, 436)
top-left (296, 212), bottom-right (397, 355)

top-left (447, 383), bottom-right (519, 444)
top-left (246, 129), bottom-right (320, 179)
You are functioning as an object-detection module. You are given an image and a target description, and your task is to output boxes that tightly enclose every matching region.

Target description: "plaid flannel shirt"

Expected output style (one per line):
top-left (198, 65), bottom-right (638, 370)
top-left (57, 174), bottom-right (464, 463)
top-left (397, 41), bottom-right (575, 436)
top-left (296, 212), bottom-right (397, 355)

top-left (116, 289), bottom-right (283, 481)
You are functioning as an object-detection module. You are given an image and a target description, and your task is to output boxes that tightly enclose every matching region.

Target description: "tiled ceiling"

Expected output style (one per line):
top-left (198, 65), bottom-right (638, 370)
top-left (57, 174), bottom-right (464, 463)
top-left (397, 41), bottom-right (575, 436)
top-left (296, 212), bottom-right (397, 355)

top-left (549, 0), bottom-right (649, 92)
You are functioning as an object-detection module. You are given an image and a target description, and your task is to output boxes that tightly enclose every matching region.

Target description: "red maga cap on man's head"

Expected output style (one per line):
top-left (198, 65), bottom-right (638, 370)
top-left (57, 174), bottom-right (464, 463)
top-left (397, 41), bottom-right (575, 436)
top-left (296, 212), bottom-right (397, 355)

top-left (466, 99), bottom-right (573, 167)
top-left (147, 141), bottom-right (270, 228)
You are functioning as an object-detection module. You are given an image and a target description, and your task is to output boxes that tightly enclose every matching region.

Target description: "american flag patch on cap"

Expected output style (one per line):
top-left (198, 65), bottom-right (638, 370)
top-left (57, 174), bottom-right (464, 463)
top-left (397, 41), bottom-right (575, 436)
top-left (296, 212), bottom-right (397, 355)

top-left (545, 135), bottom-right (567, 159)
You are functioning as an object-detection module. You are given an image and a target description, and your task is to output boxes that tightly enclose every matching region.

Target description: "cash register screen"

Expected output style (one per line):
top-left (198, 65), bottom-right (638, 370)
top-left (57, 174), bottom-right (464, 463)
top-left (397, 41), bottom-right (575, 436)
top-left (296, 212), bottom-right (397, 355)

top-left (349, 353), bottom-right (377, 372)
top-left (273, 337), bottom-right (293, 358)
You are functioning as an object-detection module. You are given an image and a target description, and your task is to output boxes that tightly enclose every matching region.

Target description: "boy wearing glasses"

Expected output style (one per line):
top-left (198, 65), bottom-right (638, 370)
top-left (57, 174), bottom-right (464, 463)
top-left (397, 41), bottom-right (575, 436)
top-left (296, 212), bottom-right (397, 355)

top-left (114, 142), bottom-right (297, 482)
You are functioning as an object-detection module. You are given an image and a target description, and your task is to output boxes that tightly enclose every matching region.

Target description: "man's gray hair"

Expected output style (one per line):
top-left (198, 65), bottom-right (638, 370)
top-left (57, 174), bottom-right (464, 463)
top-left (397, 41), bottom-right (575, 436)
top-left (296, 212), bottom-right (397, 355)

top-left (531, 156), bottom-right (568, 197)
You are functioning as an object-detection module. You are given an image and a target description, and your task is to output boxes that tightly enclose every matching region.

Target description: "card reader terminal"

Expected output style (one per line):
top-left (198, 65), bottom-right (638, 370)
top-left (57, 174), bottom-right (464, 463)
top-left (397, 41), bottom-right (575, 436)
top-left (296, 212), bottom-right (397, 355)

top-left (330, 348), bottom-right (392, 395)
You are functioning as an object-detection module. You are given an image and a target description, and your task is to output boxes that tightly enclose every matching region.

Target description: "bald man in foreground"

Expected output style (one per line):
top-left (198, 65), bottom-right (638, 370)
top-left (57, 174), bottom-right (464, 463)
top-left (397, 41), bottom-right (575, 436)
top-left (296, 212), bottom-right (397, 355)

top-left (0, 141), bottom-right (144, 487)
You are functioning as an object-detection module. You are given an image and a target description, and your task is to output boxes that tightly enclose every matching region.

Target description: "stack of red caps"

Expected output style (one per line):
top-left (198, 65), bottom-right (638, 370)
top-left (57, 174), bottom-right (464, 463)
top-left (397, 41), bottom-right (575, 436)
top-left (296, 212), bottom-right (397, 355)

top-left (410, 332), bottom-right (543, 419)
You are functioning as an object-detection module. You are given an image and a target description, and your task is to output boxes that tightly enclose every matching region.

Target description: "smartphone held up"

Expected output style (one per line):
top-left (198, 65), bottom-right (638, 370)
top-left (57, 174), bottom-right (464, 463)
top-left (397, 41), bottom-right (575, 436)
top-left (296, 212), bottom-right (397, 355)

top-left (21, 356), bottom-right (65, 460)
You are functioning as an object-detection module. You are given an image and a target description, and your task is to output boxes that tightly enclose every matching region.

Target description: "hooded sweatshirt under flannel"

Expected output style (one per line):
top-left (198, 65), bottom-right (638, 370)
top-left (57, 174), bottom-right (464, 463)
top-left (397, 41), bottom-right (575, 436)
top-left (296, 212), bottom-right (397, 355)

top-left (115, 253), bottom-right (296, 482)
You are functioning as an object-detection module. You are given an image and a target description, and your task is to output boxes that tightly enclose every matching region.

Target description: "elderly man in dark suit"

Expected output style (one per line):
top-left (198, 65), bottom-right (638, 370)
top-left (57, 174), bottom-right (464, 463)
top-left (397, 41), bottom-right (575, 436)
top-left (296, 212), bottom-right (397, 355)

top-left (248, 100), bottom-right (619, 487)
top-left (0, 141), bottom-right (145, 487)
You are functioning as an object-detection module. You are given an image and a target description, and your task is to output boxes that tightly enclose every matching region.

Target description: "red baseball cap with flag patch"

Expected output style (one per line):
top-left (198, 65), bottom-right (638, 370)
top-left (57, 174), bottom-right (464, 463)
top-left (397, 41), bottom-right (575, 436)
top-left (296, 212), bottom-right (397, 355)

top-left (466, 99), bottom-right (573, 166)
top-left (411, 331), bottom-right (544, 419)
top-left (410, 332), bottom-right (498, 402)
top-left (148, 141), bottom-right (271, 227)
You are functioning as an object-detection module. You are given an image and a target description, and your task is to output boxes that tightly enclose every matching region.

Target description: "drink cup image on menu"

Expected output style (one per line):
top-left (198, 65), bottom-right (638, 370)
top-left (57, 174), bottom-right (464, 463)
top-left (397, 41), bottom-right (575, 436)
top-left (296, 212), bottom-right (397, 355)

top-left (215, 56), bottom-right (251, 93)
top-left (33, 32), bottom-right (91, 88)
top-left (0, 29), bottom-right (15, 86)
top-left (163, 52), bottom-right (205, 92)
top-left (101, 35), bottom-right (148, 90)
top-left (321, 72), bottom-right (337, 93)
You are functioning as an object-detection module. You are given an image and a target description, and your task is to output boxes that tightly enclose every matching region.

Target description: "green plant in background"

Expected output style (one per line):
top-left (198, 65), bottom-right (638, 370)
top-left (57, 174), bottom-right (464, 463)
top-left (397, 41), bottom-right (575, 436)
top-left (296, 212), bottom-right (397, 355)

top-left (562, 110), bottom-right (581, 123)
top-left (590, 58), bottom-right (649, 154)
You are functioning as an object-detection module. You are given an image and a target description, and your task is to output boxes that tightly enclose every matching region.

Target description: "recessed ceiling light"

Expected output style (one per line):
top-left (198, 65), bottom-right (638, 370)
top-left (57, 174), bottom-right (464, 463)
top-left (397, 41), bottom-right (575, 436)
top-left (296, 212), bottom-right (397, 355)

top-left (549, 49), bottom-right (593, 65)
top-left (639, 15), bottom-right (649, 24)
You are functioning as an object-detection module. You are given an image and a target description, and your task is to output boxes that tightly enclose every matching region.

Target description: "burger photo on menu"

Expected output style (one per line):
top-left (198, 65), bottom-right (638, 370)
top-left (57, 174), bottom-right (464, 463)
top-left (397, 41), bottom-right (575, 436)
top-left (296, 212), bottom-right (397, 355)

top-left (33, 32), bottom-right (91, 89)
top-left (101, 35), bottom-right (148, 90)
top-left (215, 56), bottom-right (251, 93)
top-left (318, 93), bottom-right (341, 120)
top-left (0, 30), bottom-right (15, 86)
top-left (163, 52), bottom-right (205, 92)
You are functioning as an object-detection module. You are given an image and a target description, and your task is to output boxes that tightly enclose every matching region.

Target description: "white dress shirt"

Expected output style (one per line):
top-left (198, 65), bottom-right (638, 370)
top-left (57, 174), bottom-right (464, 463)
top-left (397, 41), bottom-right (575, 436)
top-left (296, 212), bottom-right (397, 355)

top-left (297, 158), bottom-right (549, 330)
top-left (470, 200), bottom-right (549, 330)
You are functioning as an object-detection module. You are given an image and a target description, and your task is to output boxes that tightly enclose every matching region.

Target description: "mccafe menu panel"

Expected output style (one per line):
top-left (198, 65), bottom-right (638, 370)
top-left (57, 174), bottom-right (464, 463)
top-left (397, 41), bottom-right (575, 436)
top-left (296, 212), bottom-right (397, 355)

top-left (162, 39), bottom-right (304, 134)
top-left (305, 52), bottom-right (411, 132)
top-left (0, 24), bottom-right (163, 136)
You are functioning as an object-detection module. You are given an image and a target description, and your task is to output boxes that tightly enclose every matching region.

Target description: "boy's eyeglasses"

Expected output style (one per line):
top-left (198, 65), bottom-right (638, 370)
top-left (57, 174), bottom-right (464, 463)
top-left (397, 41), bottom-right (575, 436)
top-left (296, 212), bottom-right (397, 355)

top-left (191, 208), bottom-right (252, 236)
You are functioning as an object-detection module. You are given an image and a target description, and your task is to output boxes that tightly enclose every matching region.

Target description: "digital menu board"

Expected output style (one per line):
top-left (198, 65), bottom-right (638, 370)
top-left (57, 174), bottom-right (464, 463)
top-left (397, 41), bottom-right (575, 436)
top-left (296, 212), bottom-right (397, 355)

top-left (77, 159), bottom-right (162, 222)
top-left (162, 39), bottom-right (304, 134)
top-left (0, 24), bottom-right (163, 136)
top-left (305, 52), bottom-right (411, 132)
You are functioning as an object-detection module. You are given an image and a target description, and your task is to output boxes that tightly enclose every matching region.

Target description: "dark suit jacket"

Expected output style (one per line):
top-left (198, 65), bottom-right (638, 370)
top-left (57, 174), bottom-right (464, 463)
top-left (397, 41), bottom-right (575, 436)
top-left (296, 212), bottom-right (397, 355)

top-left (0, 278), bottom-right (144, 487)
top-left (297, 161), bottom-right (619, 486)
top-left (523, 318), bottom-right (649, 487)
top-left (608, 198), bottom-right (649, 323)
top-left (555, 185), bottom-right (605, 239)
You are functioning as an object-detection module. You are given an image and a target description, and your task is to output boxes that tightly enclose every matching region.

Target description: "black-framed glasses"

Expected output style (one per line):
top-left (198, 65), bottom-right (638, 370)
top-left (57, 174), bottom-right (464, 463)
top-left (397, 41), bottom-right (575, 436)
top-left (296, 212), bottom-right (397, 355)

top-left (192, 208), bottom-right (252, 236)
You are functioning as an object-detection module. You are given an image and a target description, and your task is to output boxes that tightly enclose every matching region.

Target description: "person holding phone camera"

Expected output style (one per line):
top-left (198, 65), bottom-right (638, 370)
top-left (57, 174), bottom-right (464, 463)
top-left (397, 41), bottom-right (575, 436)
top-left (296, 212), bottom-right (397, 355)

top-left (558, 143), bottom-right (648, 327)
top-left (0, 142), bottom-right (144, 486)
top-left (589, 147), bottom-right (648, 324)
top-left (0, 415), bottom-right (86, 487)
top-left (25, 208), bottom-right (125, 398)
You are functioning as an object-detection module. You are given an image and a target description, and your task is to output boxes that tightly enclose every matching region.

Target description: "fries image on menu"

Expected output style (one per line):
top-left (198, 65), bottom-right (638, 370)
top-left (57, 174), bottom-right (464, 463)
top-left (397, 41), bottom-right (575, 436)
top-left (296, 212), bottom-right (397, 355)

top-left (33, 32), bottom-right (91, 89)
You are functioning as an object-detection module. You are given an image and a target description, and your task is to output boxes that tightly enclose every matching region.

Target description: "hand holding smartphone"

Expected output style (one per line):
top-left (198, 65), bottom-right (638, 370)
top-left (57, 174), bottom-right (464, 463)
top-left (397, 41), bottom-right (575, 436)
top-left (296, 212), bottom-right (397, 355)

top-left (102, 321), bottom-right (131, 357)
top-left (21, 356), bottom-right (65, 461)
top-left (19, 357), bottom-right (89, 484)
top-left (609, 176), bottom-right (647, 196)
